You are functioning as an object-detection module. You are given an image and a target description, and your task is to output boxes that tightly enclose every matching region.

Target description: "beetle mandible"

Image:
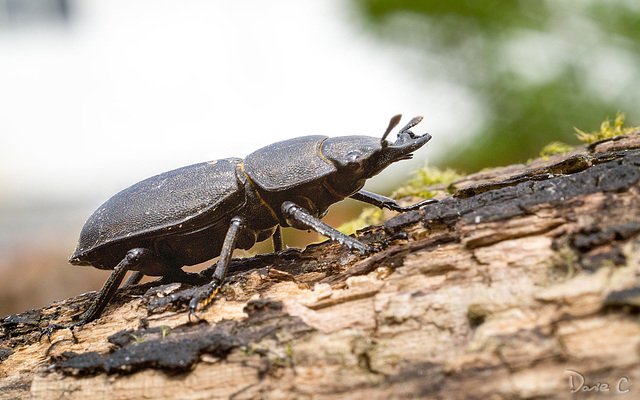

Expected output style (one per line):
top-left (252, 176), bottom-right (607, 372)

top-left (52, 115), bottom-right (436, 331)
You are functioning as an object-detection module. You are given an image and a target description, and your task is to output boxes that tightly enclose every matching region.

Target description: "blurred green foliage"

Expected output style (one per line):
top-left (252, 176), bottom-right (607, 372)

top-left (350, 0), bottom-right (640, 172)
top-left (391, 163), bottom-right (463, 198)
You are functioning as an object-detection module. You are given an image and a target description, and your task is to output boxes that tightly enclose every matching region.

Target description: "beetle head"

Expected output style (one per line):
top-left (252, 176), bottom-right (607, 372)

top-left (321, 115), bottom-right (431, 196)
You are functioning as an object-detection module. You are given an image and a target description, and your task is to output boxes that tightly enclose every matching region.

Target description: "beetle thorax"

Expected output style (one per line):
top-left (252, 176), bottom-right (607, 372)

top-left (320, 135), bottom-right (386, 196)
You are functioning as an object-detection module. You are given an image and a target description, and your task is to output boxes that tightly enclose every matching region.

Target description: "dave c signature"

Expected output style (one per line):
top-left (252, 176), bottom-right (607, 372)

top-left (566, 370), bottom-right (631, 394)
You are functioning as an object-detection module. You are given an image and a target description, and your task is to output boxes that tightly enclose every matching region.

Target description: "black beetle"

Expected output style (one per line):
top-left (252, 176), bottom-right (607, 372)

top-left (48, 115), bottom-right (436, 332)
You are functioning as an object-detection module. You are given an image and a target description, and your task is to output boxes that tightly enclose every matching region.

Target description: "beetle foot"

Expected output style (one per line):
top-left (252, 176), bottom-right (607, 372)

top-left (373, 232), bottom-right (410, 252)
top-left (385, 198), bottom-right (438, 212)
top-left (187, 306), bottom-right (201, 323)
top-left (39, 323), bottom-right (79, 343)
top-left (187, 279), bottom-right (222, 321)
top-left (345, 240), bottom-right (370, 255)
top-left (337, 235), bottom-right (370, 255)
top-left (405, 198), bottom-right (438, 211)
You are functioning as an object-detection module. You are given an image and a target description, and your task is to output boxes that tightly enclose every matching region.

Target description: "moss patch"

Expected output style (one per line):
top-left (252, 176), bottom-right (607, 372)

top-left (539, 141), bottom-right (573, 159)
top-left (392, 163), bottom-right (465, 199)
top-left (574, 112), bottom-right (639, 143)
top-left (338, 207), bottom-right (384, 235)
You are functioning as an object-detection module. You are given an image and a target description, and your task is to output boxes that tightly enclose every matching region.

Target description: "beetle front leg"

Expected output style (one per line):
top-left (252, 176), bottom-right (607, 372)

top-left (281, 201), bottom-right (369, 254)
top-left (188, 216), bottom-right (245, 318)
top-left (272, 225), bottom-right (283, 252)
top-left (350, 189), bottom-right (437, 212)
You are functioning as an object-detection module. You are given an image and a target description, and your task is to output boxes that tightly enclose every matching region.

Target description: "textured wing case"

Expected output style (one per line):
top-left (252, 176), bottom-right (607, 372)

top-left (73, 157), bottom-right (244, 257)
top-left (243, 135), bottom-right (336, 191)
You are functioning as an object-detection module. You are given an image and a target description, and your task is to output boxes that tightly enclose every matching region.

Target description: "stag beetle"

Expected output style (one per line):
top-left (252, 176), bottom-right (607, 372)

top-left (45, 114), bottom-right (436, 334)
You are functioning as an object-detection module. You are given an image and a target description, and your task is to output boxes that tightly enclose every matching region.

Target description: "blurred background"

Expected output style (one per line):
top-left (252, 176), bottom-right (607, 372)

top-left (1, 0), bottom-right (638, 316)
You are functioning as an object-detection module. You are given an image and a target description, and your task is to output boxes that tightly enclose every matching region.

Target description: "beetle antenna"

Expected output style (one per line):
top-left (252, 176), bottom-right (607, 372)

top-left (381, 114), bottom-right (402, 146)
top-left (399, 116), bottom-right (424, 137)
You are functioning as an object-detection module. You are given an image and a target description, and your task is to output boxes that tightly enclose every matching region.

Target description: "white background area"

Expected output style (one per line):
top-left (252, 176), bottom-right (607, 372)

top-left (0, 0), bottom-right (479, 248)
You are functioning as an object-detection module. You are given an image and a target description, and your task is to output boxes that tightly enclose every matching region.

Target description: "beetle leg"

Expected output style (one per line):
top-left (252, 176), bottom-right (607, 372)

top-left (281, 201), bottom-right (369, 254)
top-left (272, 225), bottom-right (283, 252)
top-left (188, 216), bottom-right (245, 318)
top-left (374, 232), bottom-right (411, 251)
top-left (350, 190), bottom-right (438, 212)
top-left (122, 271), bottom-right (144, 287)
top-left (40, 248), bottom-right (151, 341)
top-left (76, 251), bottom-right (139, 323)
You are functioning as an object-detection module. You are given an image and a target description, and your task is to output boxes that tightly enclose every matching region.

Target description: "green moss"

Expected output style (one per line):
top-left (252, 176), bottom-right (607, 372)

top-left (285, 343), bottom-right (293, 358)
top-left (129, 333), bottom-right (146, 344)
top-left (574, 112), bottom-right (639, 143)
top-left (338, 207), bottom-right (384, 235)
top-left (543, 245), bottom-right (579, 285)
top-left (392, 163), bottom-right (465, 199)
top-left (240, 345), bottom-right (255, 356)
top-left (160, 326), bottom-right (171, 338)
top-left (539, 141), bottom-right (573, 159)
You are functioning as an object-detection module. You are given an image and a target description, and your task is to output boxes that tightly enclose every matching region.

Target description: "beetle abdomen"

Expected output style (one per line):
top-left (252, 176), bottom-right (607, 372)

top-left (71, 157), bottom-right (244, 261)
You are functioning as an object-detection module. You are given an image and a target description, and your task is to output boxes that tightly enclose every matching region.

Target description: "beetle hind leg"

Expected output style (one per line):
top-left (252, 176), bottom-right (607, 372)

top-left (40, 248), bottom-right (156, 341)
top-left (272, 225), bottom-right (283, 252)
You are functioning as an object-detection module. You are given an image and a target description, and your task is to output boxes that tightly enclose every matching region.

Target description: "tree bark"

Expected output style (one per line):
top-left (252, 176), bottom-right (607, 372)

top-left (2, 133), bottom-right (640, 399)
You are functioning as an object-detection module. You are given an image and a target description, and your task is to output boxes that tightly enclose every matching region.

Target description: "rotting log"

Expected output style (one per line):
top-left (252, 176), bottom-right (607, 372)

top-left (2, 133), bottom-right (640, 400)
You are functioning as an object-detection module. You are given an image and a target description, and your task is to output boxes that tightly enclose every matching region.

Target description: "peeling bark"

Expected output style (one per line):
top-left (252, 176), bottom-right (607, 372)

top-left (2, 134), bottom-right (640, 399)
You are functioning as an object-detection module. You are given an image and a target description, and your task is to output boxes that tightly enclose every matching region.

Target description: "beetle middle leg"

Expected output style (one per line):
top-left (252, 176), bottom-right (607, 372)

top-left (272, 225), bottom-right (283, 252)
top-left (188, 216), bottom-right (246, 318)
top-left (281, 201), bottom-right (369, 254)
top-left (350, 190), bottom-right (437, 212)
